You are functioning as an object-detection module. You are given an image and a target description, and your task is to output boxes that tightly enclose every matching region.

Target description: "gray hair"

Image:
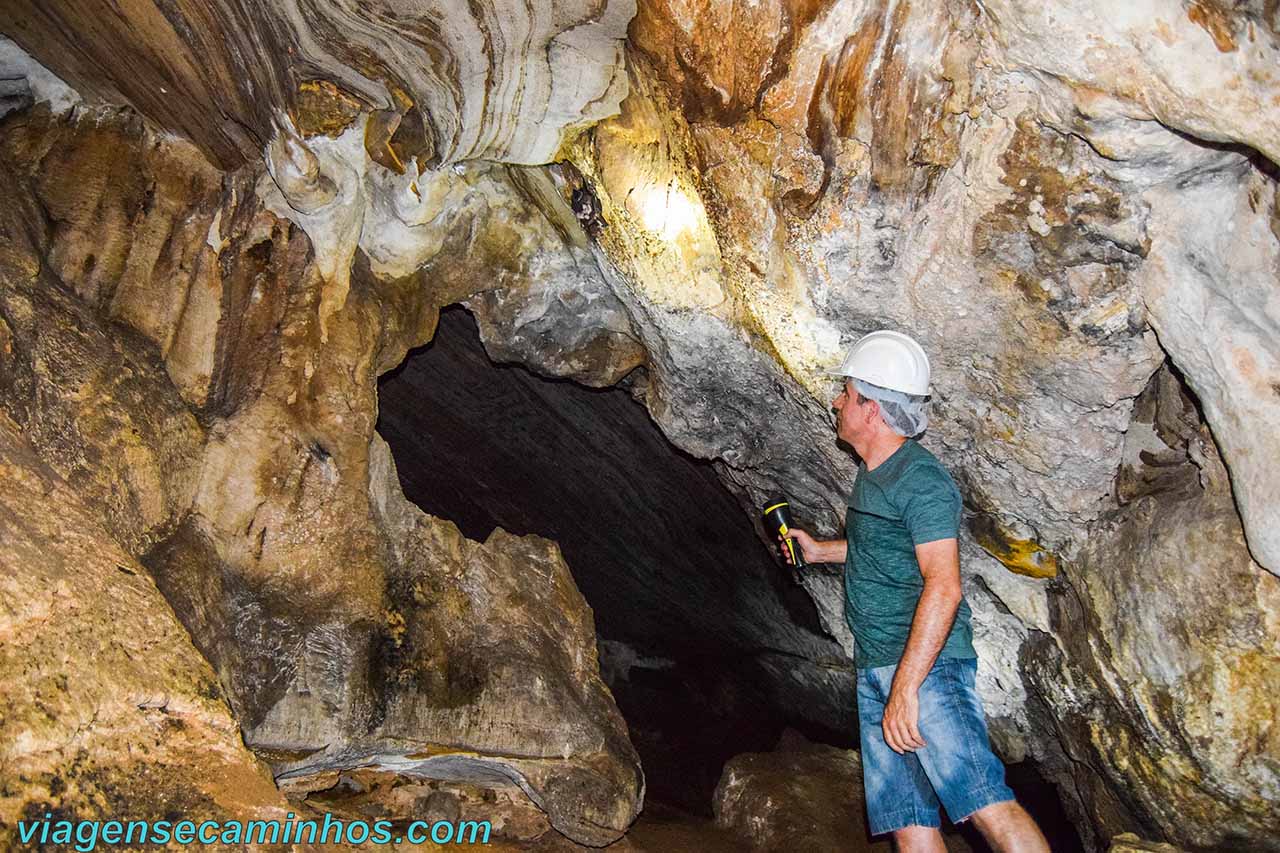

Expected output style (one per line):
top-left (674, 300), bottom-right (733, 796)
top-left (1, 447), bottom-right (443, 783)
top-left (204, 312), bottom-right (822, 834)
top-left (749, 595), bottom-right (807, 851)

top-left (852, 378), bottom-right (930, 438)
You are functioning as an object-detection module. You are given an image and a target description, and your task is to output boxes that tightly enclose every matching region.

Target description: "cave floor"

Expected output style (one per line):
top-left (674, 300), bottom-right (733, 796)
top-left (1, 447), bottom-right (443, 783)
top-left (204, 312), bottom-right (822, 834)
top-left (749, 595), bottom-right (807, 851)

top-left (491, 802), bottom-right (982, 852)
top-left (495, 804), bottom-right (753, 853)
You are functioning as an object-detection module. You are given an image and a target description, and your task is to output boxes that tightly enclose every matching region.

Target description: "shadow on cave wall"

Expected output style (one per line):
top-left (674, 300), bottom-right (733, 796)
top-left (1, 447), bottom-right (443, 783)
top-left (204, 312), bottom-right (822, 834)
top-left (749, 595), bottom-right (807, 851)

top-left (376, 306), bottom-right (849, 812)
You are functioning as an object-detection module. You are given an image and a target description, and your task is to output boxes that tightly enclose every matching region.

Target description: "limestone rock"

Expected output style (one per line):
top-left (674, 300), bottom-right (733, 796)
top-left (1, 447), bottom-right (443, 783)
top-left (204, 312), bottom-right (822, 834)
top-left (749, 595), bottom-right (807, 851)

top-left (713, 740), bottom-right (875, 852)
top-left (0, 140), bottom-right (205, 556)
top-left (0, 268), bottom-right (205, 546)
top-left (565, 10), bottom-right (1166, 764)
top-left (977, 0), bottom-right (1280, 165)
top-left (1138, 164), bottom-right (1280, 576)
top-left (4, 0), bottom-right (633, 168)
top-left (5, 4), bottom-right (1280, 851)
top-left (257, 115), bottom-right (648, 384)
top-left (0, 106), bottom-right (290, 412)
top-left (297, 770), bottom-right (553, 841)
top-left (1, 107), bottom-right (644, 846)
top-left (565, 9), bottom-right (1279, 847)
top-left (1108, 833), bottom-right (1185, 853)
top-left (0, 413), bottom-right (292, 845)
top-left (463, 166), bottom-right (647, 387)
top-left (1023, 368), bottom-right (1280, 851)
top-left (308, 437), bottom-right (644, 845)
top-left (0, 36), bottom-right (78, 117)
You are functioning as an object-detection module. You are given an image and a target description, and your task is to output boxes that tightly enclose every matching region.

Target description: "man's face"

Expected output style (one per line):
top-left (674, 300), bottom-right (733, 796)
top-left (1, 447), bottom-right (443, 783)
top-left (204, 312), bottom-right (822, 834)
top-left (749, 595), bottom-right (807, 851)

top-left (832, 380), bottom-right (875, 447)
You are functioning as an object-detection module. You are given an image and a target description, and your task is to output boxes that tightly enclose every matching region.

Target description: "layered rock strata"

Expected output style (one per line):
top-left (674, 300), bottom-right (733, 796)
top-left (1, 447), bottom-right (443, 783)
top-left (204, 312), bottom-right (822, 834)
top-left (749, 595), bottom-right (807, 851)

top-left (3, 0), bottom-right (632, 169)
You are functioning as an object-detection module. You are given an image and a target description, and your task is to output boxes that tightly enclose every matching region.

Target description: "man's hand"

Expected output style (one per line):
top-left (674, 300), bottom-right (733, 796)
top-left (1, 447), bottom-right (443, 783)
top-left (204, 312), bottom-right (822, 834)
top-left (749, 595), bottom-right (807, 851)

top-left (882, 683), bottom-right (927, 754)
top-left (780, 528), bottom-right (815, 565)
top-left (778, 530), bottom-right (849, 565)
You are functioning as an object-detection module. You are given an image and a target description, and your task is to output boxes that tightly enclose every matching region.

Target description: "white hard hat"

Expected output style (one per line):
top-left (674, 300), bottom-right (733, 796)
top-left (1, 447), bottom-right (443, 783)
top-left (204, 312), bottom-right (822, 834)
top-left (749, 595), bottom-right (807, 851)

top-left (830, 330), bottom-right (931, 396)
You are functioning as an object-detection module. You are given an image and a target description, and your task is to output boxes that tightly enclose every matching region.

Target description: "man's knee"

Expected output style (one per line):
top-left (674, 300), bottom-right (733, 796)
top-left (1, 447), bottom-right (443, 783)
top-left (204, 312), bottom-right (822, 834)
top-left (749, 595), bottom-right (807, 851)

top-left (968, 798), bottom-right (1025, 832)
top-left (967, 799), bottom-right (1049, 853)
top-left (892, 824), bottom-right (946, 853)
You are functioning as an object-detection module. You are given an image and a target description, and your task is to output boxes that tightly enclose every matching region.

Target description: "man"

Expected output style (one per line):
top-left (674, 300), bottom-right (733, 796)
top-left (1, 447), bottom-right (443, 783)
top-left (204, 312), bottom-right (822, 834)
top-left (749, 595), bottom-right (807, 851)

top-left (783, 331), bottom-right (1049, 853)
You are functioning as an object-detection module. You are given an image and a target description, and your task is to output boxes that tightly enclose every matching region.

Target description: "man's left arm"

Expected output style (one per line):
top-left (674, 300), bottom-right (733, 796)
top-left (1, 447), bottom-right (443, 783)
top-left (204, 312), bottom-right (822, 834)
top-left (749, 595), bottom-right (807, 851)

top-left (881, 537), bottom-right (963, 754)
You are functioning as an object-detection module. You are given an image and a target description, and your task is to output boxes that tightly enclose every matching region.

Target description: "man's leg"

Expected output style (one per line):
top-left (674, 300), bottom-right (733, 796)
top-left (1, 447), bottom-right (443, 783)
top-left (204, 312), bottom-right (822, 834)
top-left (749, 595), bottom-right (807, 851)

top-left (892, 825), bottom-right (947, 853)
top-left (857, 665), bottom-right (944, 839)
top-left (968, 800), bottom-right (1049, 853)
top-left (911, 658), bottom-right (1049, 852)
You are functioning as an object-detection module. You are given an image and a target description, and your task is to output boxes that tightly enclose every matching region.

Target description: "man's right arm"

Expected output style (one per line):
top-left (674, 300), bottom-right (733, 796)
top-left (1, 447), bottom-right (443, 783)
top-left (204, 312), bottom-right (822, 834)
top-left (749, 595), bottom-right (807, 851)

top-left (781, 529), bottom-right (847, 564)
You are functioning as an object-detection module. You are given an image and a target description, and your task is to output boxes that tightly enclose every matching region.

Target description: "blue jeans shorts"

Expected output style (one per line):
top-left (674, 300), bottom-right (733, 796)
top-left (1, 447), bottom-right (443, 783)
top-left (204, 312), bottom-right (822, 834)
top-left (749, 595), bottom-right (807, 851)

top-left (856, 656), bottom-right (1014, 835)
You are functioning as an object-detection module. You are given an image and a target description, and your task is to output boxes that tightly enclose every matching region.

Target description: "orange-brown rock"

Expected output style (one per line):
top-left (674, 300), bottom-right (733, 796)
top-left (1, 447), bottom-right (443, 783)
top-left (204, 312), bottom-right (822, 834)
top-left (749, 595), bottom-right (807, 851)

top-left (0, 413), bottom-right (293, 846)
top-left (4, 1), bottom-right (1280, 849)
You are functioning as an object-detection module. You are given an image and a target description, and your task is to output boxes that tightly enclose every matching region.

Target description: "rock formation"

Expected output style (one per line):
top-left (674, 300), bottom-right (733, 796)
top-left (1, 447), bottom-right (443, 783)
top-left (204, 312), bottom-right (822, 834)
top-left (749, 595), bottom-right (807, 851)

top-left (2, 0), bottom-right (631, 169)
top-left (1109, 833), bottom-right (1187, 853)
top-left (712, 733), bottom-right (976, 852)
top-left (0, 413), bottom-right (295, 841)
top-left (0, 106), bottom-right (642, 845)
top-left (1, 0), bottom-right (1278, 850)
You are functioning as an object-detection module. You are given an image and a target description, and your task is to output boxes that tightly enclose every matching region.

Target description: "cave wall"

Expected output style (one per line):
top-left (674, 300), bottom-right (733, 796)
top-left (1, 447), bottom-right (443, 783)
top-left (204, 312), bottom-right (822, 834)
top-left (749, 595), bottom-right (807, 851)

top-left (1025, 365), bottom-right (1280, 850)
top-left (0, 338), bottom-right (293, 839)
top-left (566, 5), bottom-right (1280, 846)
top-left (0, 107), bottom-right (643, 846)
top-left (1, 1), bottom-right (1279, 850)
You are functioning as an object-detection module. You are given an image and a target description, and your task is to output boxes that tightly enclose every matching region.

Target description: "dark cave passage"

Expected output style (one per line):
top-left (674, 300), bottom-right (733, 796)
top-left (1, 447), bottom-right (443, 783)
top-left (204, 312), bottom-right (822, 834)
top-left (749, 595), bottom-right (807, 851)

top-left (376, 307), bottom-right (851, 813)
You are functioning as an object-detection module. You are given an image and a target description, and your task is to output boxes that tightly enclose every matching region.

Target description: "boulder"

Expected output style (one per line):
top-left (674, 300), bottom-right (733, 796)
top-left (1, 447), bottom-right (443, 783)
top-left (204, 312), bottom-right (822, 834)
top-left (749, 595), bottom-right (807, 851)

top-left (713, 734), bottom-right (972, 852)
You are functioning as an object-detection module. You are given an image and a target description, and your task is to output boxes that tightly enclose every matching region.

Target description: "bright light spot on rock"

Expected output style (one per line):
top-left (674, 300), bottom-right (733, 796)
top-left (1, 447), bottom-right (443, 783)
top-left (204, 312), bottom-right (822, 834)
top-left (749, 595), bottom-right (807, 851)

top-left (638, 180), bottom-right (699, 241)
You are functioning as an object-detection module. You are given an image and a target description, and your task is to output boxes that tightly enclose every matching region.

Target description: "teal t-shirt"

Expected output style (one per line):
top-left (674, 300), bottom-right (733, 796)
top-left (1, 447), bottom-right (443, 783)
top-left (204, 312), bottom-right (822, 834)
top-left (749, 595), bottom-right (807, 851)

top-left (844, 439), bottom-right (976, 669)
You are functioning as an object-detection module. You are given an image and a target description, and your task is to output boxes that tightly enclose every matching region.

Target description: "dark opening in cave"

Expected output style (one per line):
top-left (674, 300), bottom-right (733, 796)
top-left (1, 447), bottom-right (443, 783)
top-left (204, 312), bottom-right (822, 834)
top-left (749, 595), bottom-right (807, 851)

top-left (376, 307), bottom-right (843, 814)
top-left (377, 307), bottom-right (1080, 849)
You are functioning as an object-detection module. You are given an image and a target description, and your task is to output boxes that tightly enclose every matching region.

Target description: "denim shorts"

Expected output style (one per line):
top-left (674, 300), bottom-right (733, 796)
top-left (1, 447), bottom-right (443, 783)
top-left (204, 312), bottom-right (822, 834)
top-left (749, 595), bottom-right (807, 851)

top-left (856, 656), bottom-right (1014, 835)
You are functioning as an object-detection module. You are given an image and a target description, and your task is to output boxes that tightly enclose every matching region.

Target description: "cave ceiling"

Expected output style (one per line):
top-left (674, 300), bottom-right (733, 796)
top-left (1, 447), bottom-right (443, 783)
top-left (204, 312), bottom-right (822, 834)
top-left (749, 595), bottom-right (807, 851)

top-left (1, 0), bottom-right (1279, 849)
